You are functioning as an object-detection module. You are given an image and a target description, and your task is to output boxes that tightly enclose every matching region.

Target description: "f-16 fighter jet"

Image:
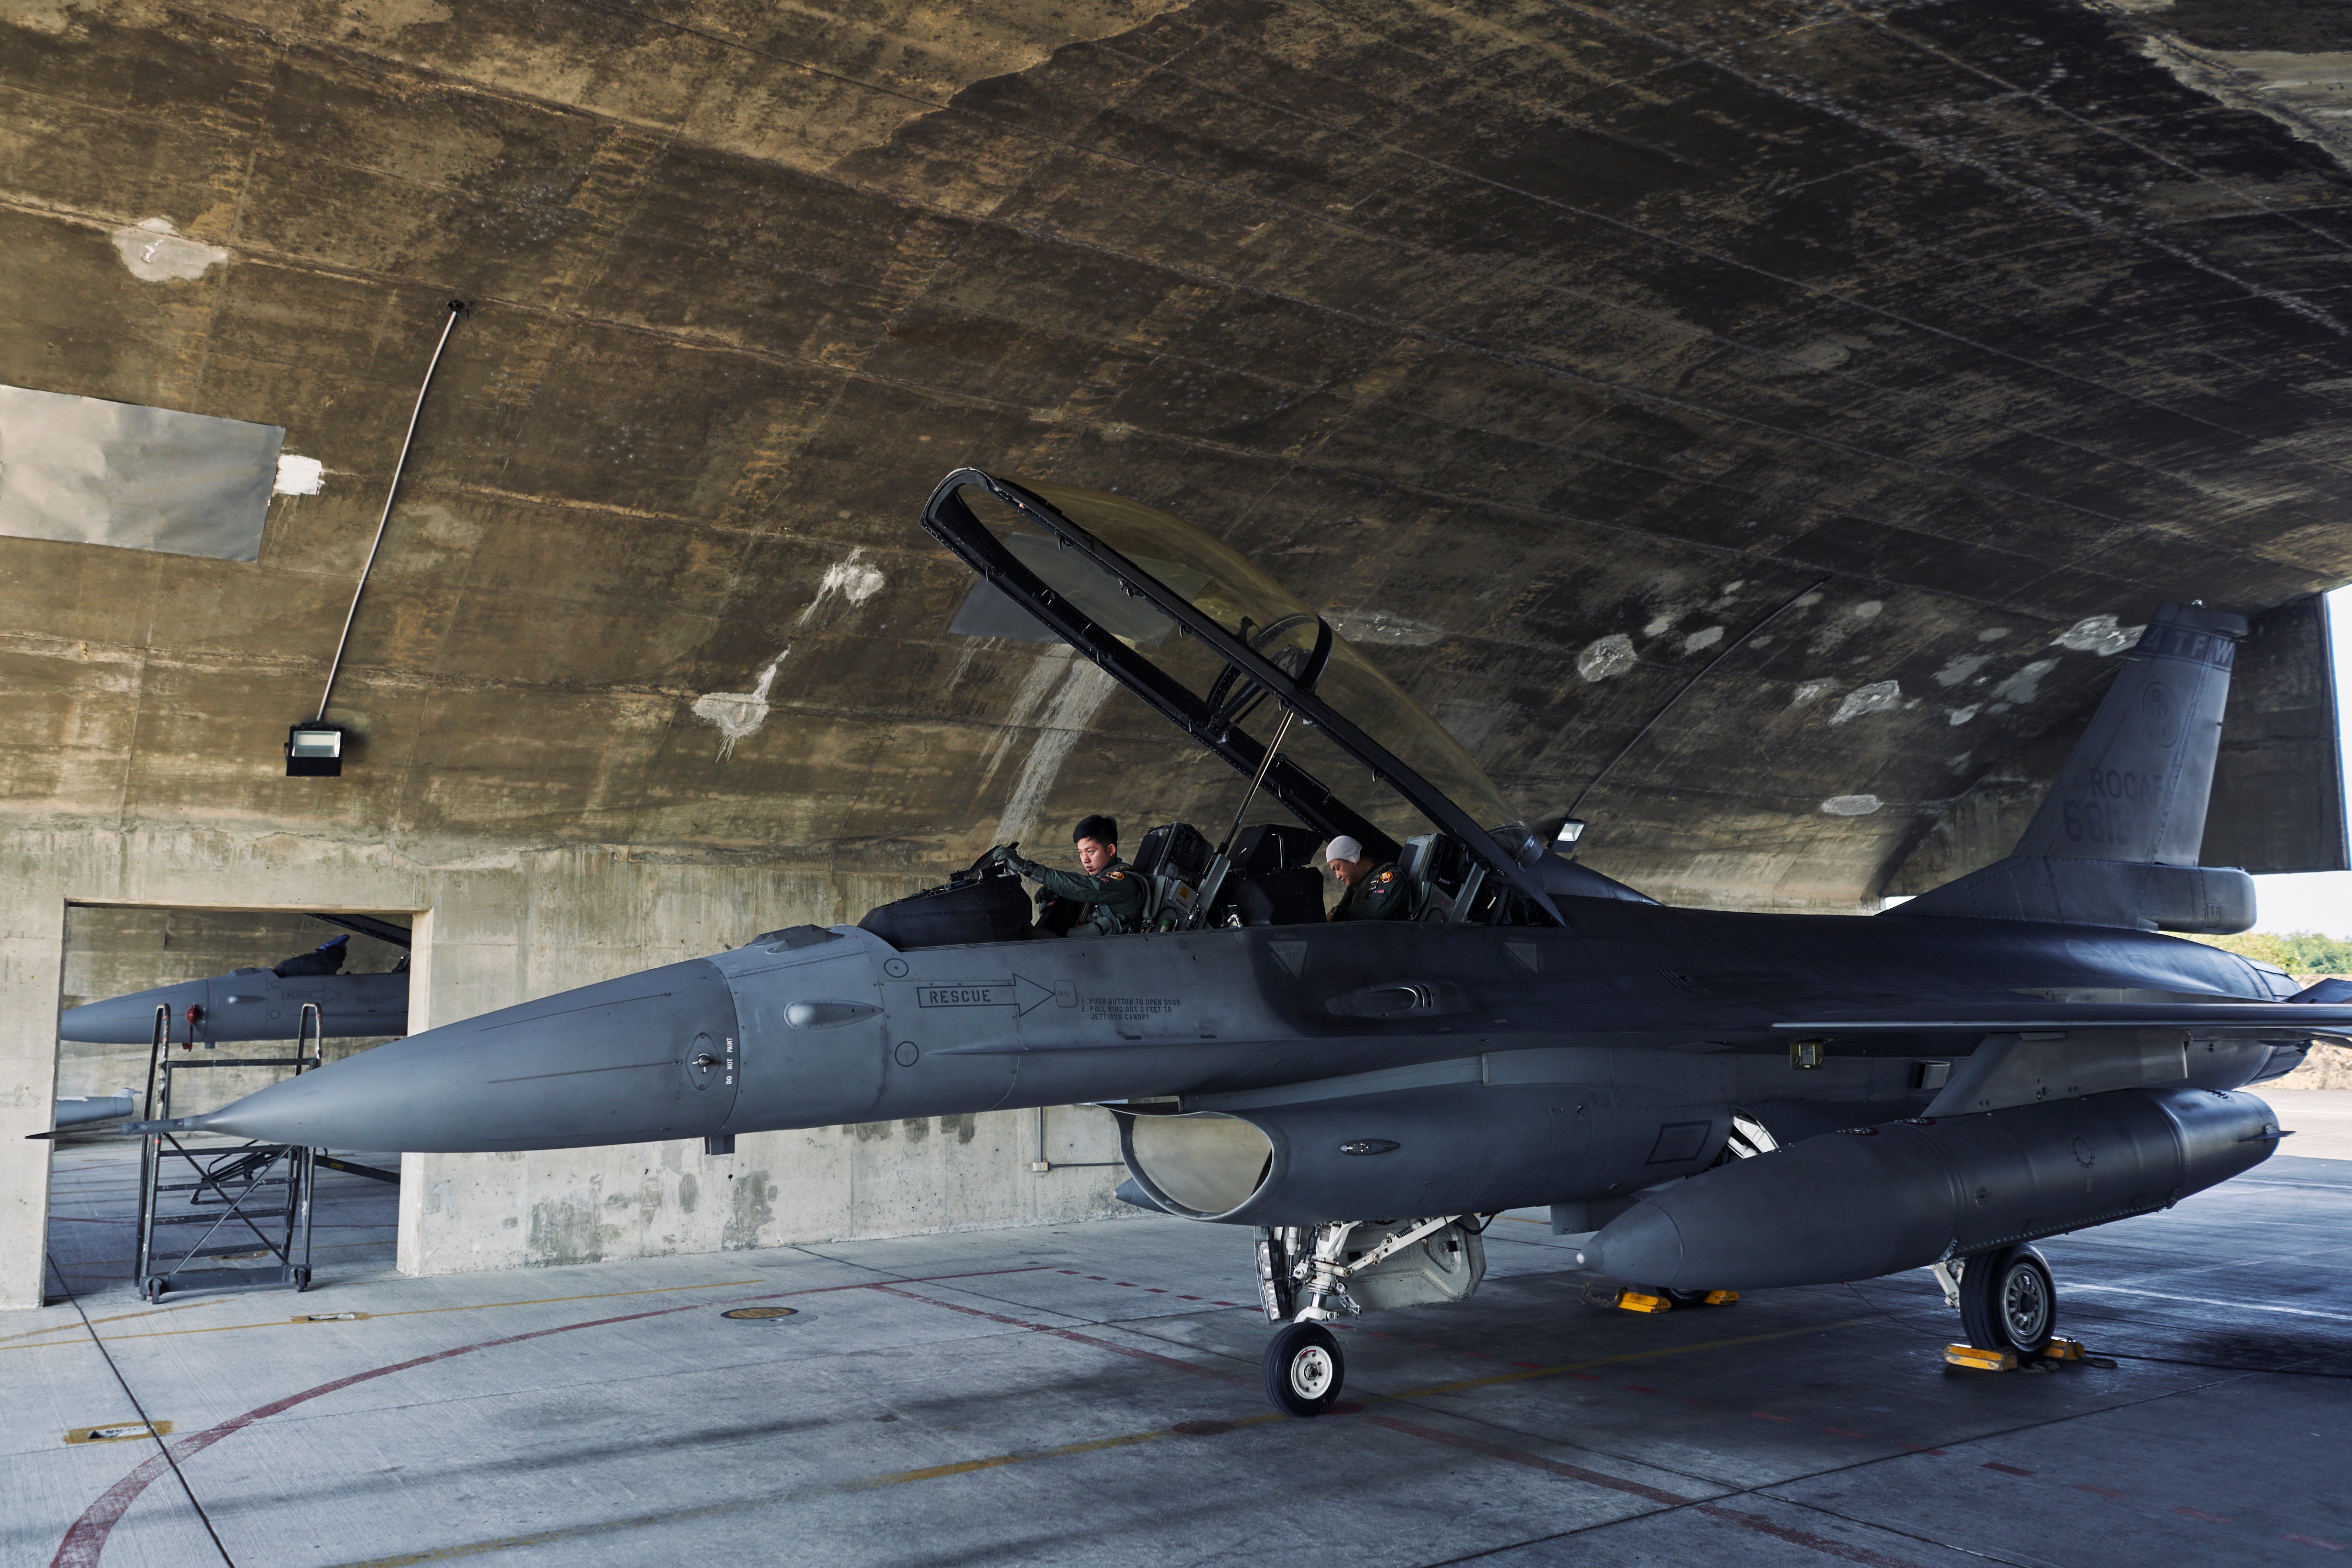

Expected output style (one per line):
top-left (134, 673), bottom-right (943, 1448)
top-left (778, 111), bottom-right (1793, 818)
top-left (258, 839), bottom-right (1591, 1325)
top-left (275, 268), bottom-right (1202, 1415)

top-left (132, 473), bottom-right (2351, 1415)
top-left (59, 914), bottom-right (411, 1047)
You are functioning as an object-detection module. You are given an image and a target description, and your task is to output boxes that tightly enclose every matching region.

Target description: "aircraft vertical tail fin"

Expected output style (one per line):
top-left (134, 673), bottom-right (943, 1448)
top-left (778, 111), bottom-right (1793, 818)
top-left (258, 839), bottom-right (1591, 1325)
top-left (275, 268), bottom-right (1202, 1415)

top-left (2010, 603), bottom-right (2246, 865)
top-left (1889, 603), bottom-right (2256, 933)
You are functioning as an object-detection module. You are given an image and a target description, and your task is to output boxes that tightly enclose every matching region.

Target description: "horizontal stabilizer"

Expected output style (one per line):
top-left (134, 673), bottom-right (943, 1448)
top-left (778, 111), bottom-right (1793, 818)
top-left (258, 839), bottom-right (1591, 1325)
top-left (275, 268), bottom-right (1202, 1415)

top-left (1891, 858), bottom-right (2253, 934)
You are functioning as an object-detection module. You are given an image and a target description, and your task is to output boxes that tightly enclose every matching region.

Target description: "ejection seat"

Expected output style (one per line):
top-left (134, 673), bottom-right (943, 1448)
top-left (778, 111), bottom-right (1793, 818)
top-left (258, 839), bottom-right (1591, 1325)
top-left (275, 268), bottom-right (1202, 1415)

top-left (1223, 824), bottom-right (1327, 926)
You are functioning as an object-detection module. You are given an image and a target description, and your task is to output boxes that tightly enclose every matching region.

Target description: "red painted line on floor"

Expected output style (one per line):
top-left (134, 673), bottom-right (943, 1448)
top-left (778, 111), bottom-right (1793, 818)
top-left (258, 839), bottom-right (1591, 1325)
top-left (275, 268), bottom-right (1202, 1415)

top-left (1897, 1445), bottom-right (1947, 1455)
top-left (1569, 1372), bottom-right (1600, 1382)
top-left (1982, 1462), bottom-right (2033, 1476)
top-left (2075, 1485), bottom-right (2129, 1499)
top-left (50, 1265), bottom-right (1045, 1567)
top-left (1752, 1412), bottom-right (1794, 1423)
top-left (54, 1298), bottom-right (716, 1567)
top-left (871, 1285), bottom-right (1253, 1387)
top-left (2286, 1533), bottom-right (2346, 1550)
top-left (2176, 1507), bottom-right (2233, 1523)
top-left (1695, 1505), bottom-right (1925, 1568)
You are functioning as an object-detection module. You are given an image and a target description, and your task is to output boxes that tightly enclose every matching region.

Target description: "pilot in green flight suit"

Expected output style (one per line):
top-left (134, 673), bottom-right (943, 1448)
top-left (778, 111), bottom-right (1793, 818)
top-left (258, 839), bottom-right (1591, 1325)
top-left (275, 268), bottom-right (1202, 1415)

top-left (1325, 835), bottom-right (1411, 921)
top-left (994, 815), bottom-right (1147, 937)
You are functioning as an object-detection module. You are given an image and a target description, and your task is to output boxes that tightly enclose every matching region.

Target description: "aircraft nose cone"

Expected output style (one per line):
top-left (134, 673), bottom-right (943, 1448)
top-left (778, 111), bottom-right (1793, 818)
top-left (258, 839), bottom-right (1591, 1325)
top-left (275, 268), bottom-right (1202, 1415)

top-left (192, 959), bottom-right (741, 1152)
top-left (59, 981), bottom-right (207, 1044)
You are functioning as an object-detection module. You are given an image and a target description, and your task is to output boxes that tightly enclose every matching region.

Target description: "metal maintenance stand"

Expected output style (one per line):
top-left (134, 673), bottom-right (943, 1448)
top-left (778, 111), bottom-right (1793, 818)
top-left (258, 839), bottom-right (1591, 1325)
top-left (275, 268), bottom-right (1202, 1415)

top-left (133, 1004), bottom-right (322, 1302)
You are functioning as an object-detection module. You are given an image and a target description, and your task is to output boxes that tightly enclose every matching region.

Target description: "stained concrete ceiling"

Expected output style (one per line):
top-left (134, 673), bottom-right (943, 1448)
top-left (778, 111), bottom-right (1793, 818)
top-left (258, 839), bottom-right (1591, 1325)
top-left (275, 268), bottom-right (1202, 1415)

top-left (5, 0), bottom-right (2352, 911)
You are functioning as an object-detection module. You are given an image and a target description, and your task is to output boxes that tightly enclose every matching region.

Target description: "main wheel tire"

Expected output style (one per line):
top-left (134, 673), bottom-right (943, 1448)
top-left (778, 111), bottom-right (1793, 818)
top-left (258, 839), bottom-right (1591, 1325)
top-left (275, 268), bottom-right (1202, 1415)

top-left (1661, 1288), bottom-right (1710, 1308)
top-left (1263, 1321), bottom-right (1345, 1416)
top-left (1959, 1244), bottom-right (2056, 1355)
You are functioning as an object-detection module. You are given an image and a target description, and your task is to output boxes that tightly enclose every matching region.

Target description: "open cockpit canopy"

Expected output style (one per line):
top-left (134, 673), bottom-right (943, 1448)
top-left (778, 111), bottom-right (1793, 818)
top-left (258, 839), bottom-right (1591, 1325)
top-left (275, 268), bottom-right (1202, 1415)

top-left (922, 470), bottom-right (1566, 926)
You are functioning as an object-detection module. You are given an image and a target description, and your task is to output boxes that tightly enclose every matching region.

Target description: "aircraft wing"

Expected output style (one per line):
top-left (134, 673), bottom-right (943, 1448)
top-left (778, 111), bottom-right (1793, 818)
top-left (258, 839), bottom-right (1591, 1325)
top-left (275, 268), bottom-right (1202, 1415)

top-left (1774, 1001), bottom-right (2352, 1034)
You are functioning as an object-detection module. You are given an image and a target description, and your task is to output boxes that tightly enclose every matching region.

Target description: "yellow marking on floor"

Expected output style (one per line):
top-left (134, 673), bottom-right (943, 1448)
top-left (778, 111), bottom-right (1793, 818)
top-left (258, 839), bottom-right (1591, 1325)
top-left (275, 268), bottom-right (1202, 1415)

top-left (2, 1279), bottom-right (768, 1352)
top-left (318, 1313), bottom-right (1885, 1567)
top-left (0, 1300), bottom-right (207, 1346)
top-left (64, 1420), bottom-right (175, 1445)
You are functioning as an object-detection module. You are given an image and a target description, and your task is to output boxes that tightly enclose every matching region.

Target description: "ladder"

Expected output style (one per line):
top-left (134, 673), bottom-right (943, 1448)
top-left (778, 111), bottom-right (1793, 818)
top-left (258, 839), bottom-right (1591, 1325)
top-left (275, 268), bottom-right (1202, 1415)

top-left (132, 1004), bottom-right (322, 1303)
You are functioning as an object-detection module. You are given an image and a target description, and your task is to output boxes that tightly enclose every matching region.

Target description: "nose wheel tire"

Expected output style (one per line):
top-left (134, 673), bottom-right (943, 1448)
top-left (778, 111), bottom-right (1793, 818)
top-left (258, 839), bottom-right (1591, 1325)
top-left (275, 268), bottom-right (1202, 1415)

top-left (1264, 1321), bottom-right (1345, 1416)
top-left (1959, 1243), bottom-right (2056, 1355)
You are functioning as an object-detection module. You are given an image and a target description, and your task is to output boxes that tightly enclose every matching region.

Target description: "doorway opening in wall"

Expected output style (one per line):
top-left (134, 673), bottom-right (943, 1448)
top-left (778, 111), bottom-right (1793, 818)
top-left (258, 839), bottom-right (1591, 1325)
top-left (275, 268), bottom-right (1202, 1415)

top-left (45, 904), bottom-right (413, 1305)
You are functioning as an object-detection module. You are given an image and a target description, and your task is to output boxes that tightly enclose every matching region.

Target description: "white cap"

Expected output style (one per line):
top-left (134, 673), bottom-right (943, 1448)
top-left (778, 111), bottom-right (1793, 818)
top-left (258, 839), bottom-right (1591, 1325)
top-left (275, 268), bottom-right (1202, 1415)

top-left (1324, 835), bottom-right (1364, 864)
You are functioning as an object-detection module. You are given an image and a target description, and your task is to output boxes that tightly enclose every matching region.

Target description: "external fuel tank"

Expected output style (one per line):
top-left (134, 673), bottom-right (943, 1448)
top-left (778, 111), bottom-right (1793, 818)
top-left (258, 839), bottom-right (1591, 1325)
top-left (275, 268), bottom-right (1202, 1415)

top-left (1575, 1085), bottom-right (2281, 1290)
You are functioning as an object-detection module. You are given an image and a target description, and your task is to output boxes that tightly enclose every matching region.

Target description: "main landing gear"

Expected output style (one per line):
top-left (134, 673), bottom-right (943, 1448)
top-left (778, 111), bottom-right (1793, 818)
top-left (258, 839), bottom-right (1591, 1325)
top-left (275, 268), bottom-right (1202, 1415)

top-left (1935, 1243), bottom-right (2107, 1371)
top-left (1959, 1243), bottom-right (2056, 1356)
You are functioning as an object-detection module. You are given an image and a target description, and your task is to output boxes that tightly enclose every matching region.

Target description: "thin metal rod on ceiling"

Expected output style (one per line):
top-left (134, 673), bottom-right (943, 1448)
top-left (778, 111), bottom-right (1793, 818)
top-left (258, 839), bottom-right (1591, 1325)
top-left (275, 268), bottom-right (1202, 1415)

top-left (1566, 575), bottom-right (1832, 821)
top-left (316, 299), bottom-right (467, 724)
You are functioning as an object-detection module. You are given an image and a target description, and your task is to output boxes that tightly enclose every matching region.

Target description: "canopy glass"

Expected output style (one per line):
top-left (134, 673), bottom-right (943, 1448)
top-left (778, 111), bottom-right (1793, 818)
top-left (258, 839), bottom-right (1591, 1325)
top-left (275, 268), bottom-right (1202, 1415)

top-left (945, 476), bottom-right (1525, 851)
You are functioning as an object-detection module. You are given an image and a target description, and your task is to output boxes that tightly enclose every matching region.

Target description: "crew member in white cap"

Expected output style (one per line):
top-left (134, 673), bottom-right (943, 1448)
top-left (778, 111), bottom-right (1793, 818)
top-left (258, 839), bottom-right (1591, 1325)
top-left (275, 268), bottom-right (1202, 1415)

top-left (1325, 835), bottom-right (1409, 921)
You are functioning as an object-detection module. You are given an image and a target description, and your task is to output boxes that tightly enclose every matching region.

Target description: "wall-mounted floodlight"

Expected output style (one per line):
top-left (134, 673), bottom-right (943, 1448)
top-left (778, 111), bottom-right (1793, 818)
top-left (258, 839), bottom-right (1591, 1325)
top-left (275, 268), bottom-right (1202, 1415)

top-left (286, 723), bottom-right (346, 777)
top-left (1552, 818), bottom-right (1586, 848)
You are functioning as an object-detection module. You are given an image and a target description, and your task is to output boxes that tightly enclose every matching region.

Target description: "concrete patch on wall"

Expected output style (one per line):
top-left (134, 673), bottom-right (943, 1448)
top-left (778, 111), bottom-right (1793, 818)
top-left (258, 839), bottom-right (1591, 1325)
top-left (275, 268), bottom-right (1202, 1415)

top-left (109, 217), bottom-right (229, 283)
top-left (273, 454), bottom-right (324, 495)
top-left (1327, 609), bottom-right (1445, 646)
top-left (1577, 633), bottom-right (1636, 682)
top-left (796, 547), bottom-right (887, 624)
top-left (1790, 679), bottom-right (1834, 708)
top-left (1820, 794), bottom-right (1882, 815)
top-left (1829, 680), bottom-right (1902, 724)
top-left (2051, 614), bottom-right (2144, 655)
top-left (691, 648), bottom-right (789, 758)
top-left (1990, 658), bottom-right (2061, 708)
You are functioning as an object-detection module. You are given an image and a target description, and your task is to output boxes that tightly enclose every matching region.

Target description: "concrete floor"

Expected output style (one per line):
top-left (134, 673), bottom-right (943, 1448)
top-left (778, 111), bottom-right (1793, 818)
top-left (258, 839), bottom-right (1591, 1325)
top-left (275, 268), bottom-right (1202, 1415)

top-left (10, 1144), bottom-right (2350, 1567)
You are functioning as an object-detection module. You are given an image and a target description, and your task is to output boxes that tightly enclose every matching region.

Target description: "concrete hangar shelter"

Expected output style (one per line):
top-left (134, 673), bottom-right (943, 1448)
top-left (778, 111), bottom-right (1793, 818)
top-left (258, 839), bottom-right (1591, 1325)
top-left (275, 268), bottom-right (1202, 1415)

top-left (7, 0), bottom-right (2352, 1562)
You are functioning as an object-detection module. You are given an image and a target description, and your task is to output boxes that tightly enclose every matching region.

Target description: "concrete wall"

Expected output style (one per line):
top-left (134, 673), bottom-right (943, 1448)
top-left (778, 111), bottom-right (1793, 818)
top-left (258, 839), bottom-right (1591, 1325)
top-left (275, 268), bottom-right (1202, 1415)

top-left (3, 823), bottom-right (1129, 1310)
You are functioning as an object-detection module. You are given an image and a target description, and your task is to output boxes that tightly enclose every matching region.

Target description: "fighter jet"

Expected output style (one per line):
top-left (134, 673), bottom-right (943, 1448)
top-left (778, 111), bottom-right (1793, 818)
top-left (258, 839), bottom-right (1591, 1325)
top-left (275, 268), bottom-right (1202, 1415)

top-left (59, 914), bottom-right (411, 1047)
top-left (133, 472), bottom-right (2352, 1414)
